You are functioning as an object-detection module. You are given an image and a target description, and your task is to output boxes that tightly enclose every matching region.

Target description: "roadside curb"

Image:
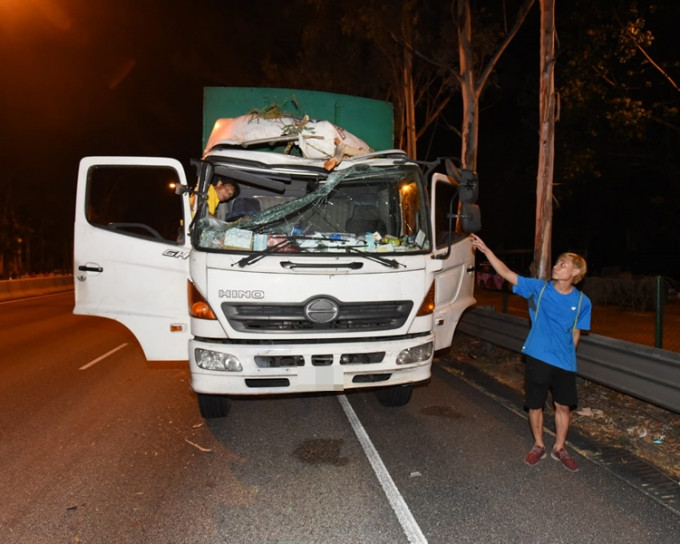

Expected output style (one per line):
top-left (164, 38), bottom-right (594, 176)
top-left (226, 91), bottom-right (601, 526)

top-left (0, 276), bottom-right (73, 302)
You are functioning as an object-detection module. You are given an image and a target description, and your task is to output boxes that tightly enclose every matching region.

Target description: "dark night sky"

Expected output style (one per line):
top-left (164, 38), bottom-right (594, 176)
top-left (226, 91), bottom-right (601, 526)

top-left (0, 1), bottom-right (287, 168)
top-left (0, 0), bottom-right (304, 271)
top-left (1, 1), bottom-right (678, 279)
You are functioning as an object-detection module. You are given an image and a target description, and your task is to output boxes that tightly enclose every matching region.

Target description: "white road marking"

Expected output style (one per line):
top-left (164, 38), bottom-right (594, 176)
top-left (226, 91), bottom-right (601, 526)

top-left (338, 394), bottom-right (428, 544)
top-left (79, 343), bottom-right (128, 370)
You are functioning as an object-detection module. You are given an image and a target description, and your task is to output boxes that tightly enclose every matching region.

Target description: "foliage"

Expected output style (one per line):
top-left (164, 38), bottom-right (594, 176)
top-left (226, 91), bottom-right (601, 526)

top-left (557, 1), bottom-right (680, 178)
top-left (0, 209), bottom-right (23, 278)
top-left (260, 1), bottom-right (392, 101)
top-left (261, 0), bottom-right (460, 151)
top-left (263, 0), bottom-right (537, 162)
top-left (551, 1), bottom-right (680, 278)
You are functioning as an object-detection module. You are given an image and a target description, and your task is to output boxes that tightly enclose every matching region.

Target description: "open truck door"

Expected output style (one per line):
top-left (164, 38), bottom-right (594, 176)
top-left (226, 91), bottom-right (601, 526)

top-left (73, 157), bottom-right (192, 360)
top-left (430, 173), bottom-right (477, 351)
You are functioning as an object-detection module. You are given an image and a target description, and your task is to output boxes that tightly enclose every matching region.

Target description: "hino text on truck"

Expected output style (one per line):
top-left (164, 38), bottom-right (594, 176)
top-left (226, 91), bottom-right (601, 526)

top-left (74, 88), bottom-right (481, 418)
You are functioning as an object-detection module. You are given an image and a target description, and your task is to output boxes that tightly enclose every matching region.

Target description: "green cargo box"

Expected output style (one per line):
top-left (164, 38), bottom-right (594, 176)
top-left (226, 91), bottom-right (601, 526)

top-left (202, 87), bottom-right (394, 153)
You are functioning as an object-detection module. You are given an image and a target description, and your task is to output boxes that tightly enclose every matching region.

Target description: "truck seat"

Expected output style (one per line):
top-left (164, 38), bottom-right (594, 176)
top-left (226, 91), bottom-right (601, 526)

top-left (345, 205), bottom-right (386, 234)
top-left (226, 197), bottom-right (261, 221)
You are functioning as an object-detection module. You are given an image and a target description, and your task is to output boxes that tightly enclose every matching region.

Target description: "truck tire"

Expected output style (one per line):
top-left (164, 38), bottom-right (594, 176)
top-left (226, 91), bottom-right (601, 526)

top-left (197, 393), bottom-right (231, 418)
top-left (375, 385), bottom-right (413, 407)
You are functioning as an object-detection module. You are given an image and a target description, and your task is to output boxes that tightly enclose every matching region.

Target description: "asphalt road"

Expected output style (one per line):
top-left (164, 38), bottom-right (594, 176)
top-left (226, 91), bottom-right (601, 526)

top-left (1, 292), bottom-right (679, 543)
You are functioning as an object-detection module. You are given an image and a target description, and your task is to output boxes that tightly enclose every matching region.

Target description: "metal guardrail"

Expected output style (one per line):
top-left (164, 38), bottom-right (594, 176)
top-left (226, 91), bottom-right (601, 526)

top-left (457, 306), bottom-right (680, 414)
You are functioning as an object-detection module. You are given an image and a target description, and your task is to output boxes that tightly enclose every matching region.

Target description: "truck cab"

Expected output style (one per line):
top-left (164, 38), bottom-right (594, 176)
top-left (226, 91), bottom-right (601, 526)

top-left (74, 90), bottom-right (480, 418)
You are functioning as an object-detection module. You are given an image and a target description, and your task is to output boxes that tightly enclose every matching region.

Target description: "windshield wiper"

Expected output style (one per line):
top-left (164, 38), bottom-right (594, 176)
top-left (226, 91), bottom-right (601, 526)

top-left (235, 236), bottom-right (404, 269)
top-left (235, 238), bottom-right (293, 268)
top-left (344, 246), bottom-right (404, 269)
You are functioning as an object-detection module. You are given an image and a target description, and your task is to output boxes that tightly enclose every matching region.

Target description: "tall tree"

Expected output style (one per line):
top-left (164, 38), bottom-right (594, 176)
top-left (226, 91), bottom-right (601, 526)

top-left (534, 0), bottom-right (557, 280)
top-left (452, 0), bottom-right (536, 170)
top-left (262, 0), bottom-right (462, 158)
top-left (401, 1), bottom-right (418, 157)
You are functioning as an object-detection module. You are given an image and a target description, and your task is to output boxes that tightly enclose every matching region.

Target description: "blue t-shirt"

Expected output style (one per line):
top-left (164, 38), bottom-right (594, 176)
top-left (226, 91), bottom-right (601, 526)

top-left (513, 276), bottom-right (592, 372)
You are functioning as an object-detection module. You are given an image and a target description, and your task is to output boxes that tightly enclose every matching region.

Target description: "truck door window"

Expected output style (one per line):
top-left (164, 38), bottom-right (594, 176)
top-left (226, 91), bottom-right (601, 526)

top-left (86, 165), bottom-right (185, 244)
top-left (433, 180), bottom-right (467, 247)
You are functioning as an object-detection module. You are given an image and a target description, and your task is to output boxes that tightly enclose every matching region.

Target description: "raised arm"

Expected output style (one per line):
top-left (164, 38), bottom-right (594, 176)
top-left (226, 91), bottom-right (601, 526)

top-left (470, 234), bottom-right (519, 286)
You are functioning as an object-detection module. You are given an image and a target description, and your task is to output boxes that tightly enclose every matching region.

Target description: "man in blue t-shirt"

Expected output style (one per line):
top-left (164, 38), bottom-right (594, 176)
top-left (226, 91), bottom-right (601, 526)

top-left (471, 235), bottom-right (592, 472)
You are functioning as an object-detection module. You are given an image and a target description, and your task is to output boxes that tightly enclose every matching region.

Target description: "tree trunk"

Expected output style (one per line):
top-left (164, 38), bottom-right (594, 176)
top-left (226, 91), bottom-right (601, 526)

top-left (457, 0), bottom-right (478, 170)
top-left (534, 0), bottom-right (556, 280)
top-left (454, 0), bottom-right (479, 231)
top-left (402, 8), bottom-right (417, 159)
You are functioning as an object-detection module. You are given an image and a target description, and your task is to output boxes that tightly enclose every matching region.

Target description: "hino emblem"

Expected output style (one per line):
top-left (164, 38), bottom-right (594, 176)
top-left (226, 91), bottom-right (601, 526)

top-left (219, 290), bottom-right (265, 299)
top-left (304, 298), bottom-right (340, 323)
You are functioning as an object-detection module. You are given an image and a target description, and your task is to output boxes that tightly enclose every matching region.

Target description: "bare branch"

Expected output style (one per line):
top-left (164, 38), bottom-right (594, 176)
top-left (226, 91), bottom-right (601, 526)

top-left (440, 116), bottom-right (462, 139)
top-left (649, 115), bottom-right (680, 132)
top-left (476, 0), bottom-right (536, 97)
top-left (634, 42), bottom-right (680, 93)
top-left (417, 95), bottom-right (453, 139)
top-left (591, 64), bottom-right (618, 88)
top-left (389, 29), bottom-right (462, 85)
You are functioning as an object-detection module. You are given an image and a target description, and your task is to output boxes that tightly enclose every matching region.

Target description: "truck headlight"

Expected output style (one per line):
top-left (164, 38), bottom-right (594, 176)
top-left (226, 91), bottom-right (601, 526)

top-left (396, 342), bottom-right (433, 365)
top-left (195, 348), bottom-right (243, 372)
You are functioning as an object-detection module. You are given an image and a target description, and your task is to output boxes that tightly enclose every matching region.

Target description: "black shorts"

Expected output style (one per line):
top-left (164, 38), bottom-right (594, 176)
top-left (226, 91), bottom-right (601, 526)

top-left (525, 356), bottom-right (577, 409)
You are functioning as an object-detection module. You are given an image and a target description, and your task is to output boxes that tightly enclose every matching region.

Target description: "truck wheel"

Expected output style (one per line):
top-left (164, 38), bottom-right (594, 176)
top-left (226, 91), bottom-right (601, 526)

top-left (375, 385), bottom-right (413, 407)
top-left (197, 393), bottom-right (231, 418)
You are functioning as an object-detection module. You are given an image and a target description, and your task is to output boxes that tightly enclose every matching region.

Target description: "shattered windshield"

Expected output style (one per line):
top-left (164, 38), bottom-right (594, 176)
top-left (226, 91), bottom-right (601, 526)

top-left (194, 163), bottom-right (430, 256)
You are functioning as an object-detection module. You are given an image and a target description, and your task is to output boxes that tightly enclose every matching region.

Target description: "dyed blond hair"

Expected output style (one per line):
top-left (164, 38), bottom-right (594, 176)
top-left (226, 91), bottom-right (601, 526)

top-left (558, 252), bottom-right (587, 284)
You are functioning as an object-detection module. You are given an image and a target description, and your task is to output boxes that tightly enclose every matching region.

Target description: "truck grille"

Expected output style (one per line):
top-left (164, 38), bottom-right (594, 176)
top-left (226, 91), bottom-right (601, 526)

top-left (221, 300), bottom-right (413, 333)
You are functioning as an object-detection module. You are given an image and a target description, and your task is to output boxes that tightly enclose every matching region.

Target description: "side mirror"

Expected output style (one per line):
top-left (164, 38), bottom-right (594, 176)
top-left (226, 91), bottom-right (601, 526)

top-left (461, 203), bottom-right (481, 233)
top-left (444, 158), bottom-right (462, 182)
top-left (459, 169), bottom-right (478, 204)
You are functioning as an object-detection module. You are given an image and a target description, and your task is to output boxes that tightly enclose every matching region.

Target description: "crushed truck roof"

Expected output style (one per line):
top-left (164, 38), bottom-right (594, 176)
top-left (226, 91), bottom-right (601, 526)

top-left (204, 113), bottom-right (374, 171)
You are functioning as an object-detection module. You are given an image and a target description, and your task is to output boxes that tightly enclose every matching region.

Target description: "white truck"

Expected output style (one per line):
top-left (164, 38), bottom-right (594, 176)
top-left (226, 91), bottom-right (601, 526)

top-left (73, 88), bottom-right (480, 418)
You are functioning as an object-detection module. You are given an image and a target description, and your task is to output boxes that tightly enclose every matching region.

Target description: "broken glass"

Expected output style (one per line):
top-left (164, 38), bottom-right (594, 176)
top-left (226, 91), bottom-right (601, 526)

top-left (194, 162), bottom-right (431, 257)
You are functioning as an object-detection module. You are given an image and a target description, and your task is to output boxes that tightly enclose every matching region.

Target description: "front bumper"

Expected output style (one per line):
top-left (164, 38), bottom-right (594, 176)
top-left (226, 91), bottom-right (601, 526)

top-left (189, 335), bottom-right (433, 395)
